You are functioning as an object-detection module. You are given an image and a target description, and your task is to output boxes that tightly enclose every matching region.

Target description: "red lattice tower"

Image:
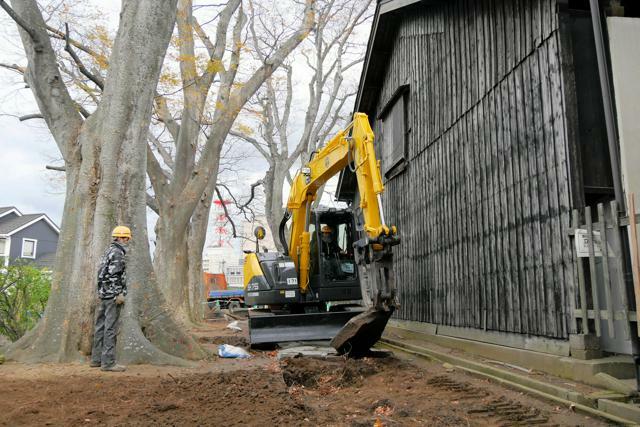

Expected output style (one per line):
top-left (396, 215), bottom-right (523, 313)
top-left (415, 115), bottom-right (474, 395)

top-left (212, 198), bottom-right (233, 247)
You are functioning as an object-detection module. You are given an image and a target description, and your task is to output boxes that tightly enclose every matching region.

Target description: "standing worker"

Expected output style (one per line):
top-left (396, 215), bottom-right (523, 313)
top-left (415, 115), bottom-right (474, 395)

top-left (90, 226), bottom-right (130, 372)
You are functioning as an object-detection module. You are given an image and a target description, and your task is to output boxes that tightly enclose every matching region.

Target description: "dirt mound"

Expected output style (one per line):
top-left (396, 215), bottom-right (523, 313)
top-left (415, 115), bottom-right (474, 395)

top-left (0, 368), bottom-right (311, 427)
top-left (280, 356), bottom-right (394, 388)
top-left (133, 370), bottom-right (309, 426)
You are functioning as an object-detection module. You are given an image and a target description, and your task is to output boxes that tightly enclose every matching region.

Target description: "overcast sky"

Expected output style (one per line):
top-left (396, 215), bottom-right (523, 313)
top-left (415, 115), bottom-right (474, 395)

top-left (0, 1), bottom-right (123, 226)
top-left (0, 1), bottom-right (369, 239)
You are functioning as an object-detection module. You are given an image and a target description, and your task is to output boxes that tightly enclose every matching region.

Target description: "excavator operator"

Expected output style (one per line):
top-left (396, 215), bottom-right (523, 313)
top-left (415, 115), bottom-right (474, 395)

top-left (320, 225), bottom-right (348, 280)
top-left (320, 225), bottom-right (342, 256)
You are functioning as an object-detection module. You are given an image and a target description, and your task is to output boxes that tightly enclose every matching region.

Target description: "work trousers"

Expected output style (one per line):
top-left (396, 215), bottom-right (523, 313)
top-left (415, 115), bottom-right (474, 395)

top-left (90, 298), bottom-right (121, 368)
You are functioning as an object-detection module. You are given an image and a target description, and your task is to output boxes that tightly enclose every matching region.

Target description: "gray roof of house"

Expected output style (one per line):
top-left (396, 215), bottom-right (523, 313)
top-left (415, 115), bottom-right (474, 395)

top-left (0, 207), bottom-right (17, 215)
top-left (0, 214), bottom-right (46, 235)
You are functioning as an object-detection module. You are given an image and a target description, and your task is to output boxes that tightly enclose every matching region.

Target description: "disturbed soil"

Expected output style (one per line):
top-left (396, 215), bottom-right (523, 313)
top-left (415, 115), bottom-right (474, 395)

top-left (0, 318), bottom-right (613, 426)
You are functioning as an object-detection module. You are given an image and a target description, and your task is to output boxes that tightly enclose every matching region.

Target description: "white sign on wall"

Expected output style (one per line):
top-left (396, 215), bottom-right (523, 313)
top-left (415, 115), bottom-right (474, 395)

top-left (575, 229), bottom-right (603, 258)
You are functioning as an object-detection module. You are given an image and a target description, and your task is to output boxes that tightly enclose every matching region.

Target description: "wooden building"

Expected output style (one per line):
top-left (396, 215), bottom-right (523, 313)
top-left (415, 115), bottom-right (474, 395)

top-left (337, 0), bottom-right (640, 357)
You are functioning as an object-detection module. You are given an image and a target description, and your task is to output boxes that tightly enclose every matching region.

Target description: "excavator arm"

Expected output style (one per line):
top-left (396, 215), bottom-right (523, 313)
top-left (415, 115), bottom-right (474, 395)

top-left (282, 112), bottom-right (400, 354)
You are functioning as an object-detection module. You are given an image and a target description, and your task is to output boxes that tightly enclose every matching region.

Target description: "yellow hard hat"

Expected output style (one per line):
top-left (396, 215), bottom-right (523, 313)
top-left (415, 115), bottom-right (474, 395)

top-left (321, 225), bottom-right (333, 234)
top-left (112, 226), bottom-right (132, 239)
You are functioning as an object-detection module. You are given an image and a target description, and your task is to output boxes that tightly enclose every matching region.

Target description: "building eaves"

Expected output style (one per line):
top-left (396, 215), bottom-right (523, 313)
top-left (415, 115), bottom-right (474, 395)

top-left (0, 207), bottom-right (21, 219)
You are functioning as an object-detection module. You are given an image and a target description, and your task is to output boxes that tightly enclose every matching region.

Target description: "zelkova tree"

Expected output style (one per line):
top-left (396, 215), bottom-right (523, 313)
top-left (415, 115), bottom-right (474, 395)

top-left (1, 0), bottom-right (205, 363)
top-left (230, 0), bottom-right (372, 249)
top-left (146, 0), bottom-right (316, 323)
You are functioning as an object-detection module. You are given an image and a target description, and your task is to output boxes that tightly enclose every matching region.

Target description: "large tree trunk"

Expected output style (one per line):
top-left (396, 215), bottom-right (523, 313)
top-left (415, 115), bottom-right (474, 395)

top-left (6, 0), bottom-right (204, 364)
top-left (185, 182), bottom-right (217, 321)
top-left (263, 164), bottom-right (288, 252)
top-left (153, 218), bottom-right (194, 325)
top-left (154, 148), bottom-right (223, 324)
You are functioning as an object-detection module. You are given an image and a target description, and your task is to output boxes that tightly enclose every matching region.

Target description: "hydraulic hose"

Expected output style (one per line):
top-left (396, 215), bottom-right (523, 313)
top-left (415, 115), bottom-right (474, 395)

top-left (279, 211), bottom-right (291, 256)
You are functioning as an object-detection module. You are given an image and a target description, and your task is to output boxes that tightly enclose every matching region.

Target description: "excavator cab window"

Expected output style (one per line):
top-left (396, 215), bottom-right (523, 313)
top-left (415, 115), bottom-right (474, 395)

top-left (314, 215), bottom-right (357, 282)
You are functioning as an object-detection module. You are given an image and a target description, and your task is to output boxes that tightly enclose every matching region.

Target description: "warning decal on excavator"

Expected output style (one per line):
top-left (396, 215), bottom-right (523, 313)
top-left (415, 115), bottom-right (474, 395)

top-left (285, 291), bottom-right (296, 298)
top-left (279, 261), bottom-right (295, 268)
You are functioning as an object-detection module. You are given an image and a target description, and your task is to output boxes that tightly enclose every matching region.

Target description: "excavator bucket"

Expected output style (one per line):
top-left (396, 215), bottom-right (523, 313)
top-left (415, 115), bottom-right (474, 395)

top-left (330, 307), bottom-right (394, 356)
top-left (330, 252), bottom-right (398, 356)
top-left (248, 310), bottom-right (364, 345)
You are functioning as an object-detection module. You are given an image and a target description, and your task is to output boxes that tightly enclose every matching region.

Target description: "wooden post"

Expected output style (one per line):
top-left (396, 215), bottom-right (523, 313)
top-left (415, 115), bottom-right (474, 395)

top-left (598, 203), bottom-right (615, 338)
top-left (586, 206), bottom-right (601, 337)
top-left (573, 209), bottom-right (589, 334)
top-left (611, 201), bottom-right (631, 339)
top-left (628, 193), bottom-right (640, 336)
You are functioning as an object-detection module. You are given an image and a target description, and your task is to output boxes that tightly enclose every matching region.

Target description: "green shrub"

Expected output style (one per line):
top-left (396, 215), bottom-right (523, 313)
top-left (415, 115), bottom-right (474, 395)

top-left (0, 262), bottom-right (51, 342)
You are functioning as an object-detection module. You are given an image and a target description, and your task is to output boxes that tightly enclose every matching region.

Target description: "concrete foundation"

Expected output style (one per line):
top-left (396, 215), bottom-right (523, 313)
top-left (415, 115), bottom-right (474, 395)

top-left (384, 322), bottom-right (635, 388)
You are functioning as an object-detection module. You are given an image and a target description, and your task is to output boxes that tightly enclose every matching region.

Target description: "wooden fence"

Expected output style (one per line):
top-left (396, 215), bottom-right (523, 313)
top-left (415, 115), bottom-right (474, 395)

top-left (569, 197), bottom-right (640, 341)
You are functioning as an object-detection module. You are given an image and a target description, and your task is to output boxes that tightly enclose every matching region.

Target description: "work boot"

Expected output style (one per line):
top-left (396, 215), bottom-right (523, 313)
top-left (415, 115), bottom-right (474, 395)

top-left (101, 364), bottom-right (126, 372)
top-left (89, 361), bottom-right (101, 368)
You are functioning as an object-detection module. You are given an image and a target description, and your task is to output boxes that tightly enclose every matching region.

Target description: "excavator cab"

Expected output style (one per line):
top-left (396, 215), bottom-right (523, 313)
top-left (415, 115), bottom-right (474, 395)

top-left (309, 208), bottom-right (361, 302)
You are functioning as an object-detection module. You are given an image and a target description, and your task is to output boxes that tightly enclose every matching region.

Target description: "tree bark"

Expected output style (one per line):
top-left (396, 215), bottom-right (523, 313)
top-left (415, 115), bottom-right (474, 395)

top-left (5, 0), bottom-right (204, 364)
top-left (263, 164), bottom-right (287, 252)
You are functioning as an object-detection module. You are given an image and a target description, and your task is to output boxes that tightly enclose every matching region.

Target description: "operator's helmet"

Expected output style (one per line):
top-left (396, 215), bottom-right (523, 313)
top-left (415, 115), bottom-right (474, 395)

top-left (321, 225), bottom-right (333, 234)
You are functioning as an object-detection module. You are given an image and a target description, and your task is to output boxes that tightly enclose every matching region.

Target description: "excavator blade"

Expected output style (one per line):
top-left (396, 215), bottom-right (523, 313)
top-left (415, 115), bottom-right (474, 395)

top-left (248, 309), bottom-right (364, 345)
top-left (330, 307), bottom-right (394, 356)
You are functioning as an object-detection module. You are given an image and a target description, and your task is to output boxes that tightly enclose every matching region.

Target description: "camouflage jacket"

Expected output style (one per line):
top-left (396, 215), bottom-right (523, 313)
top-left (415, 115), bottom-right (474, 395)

top-left (97, 242), bottom-right (127, 300)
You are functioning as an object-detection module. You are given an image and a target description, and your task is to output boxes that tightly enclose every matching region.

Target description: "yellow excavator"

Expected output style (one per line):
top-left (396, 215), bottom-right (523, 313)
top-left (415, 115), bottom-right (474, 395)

top-left (243, 112), bottom-right (400, 355)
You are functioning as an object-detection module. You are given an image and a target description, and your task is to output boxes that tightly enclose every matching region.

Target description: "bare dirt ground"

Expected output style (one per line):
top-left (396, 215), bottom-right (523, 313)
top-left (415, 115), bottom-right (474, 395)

top-left (0, 316), bottom-right (614, 426)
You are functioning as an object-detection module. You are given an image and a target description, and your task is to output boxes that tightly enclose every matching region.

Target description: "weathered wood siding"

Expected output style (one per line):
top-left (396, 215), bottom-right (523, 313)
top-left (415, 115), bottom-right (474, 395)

top-left (374, 0), bottom-right (574, 338)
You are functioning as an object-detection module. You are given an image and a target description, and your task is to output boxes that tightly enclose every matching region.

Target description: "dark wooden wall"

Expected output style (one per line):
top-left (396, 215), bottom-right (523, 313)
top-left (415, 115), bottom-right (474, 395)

top-left (373, 0), bottom-right (575, 339)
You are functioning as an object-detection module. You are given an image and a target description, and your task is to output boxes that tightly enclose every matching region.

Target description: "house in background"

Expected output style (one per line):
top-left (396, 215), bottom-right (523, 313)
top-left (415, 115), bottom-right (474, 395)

top-left (0, 207), bottom-right (60, 269)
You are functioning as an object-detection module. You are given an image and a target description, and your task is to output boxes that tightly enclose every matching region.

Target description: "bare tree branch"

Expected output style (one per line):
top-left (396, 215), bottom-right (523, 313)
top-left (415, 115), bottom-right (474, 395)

top-left (64, 23), bottom-right (104, 90)
top-left (217, 181), bottom-right (261, 221)
top-left (19, 113), bottom-right (44, 121)
top-left (191, 15), bottom-right (215, 57)
top-left (154, 96), bottom-right (180, 142)
top-left (45, 164), bottom-right (66, 171)
top-left (214, 185), bottom-right (237, 237)
top-left (148, 131), bottom-right (175, 170)
top-left (146, 144), bottom-right (170, 207)
top-left (147, 192), bottom-right (160, 215)
top-left (0, 0), bottom-right (40, 48)
top-left (229, 129), bottom-right (270, 161)
top-left (0, 62), bottom-right (25, 74)
top-left (46, 24), bottom-right (104, 60)
top-left (8, 1), bottom-right (84, 162)
top-left (199, 0), bottom-right (241, 88)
